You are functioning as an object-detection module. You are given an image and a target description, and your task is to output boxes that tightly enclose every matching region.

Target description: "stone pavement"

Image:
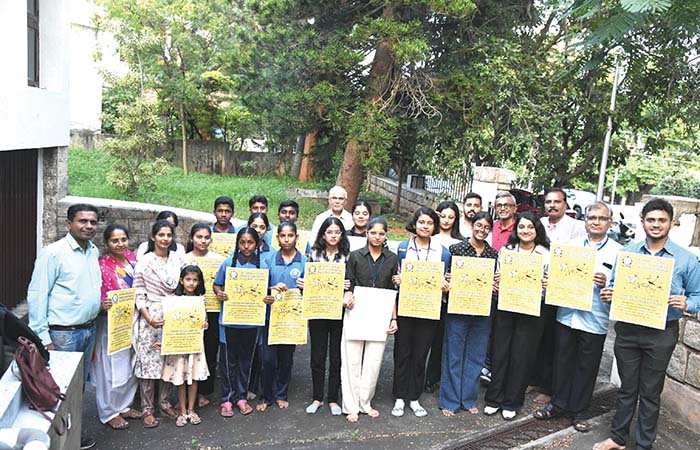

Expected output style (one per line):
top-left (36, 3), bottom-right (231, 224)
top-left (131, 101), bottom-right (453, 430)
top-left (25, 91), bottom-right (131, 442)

top-left (81, 336), bottom-right (700, 450)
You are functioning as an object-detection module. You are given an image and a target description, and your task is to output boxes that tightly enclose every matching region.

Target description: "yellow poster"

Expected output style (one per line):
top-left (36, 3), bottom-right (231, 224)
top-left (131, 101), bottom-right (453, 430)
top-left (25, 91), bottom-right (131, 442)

top-left (302, 262), bottom-right (345, 320)
top-left (106, 288), bottom-right (136, 355)
top-left (161, 296), bottom-right (205, 355)
top-left (398, 260), bottom-right (444, 320)
top-left (269, 288), bottom-right (307, 345)
top-left (210, 233), bottom-right (237, 257)
top-left (448, 257), bottom-right (495, 316)
top-left (545, 244), bottom-right (597, 311)
top-left (187, 255), bottom-right (225, 312)
top-left (498, 251), bottom-right (544, 317)
top-left (272, 230), bottom-right (309, 254)
top-left (610, 252), bottom-right (673, 330)
top-left (222, 267), bottom-right (268, 326)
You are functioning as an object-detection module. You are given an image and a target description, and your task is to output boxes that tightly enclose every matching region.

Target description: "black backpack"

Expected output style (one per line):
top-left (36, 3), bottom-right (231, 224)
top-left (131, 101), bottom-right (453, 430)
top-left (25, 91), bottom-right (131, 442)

top-left (0, 304), bottom-right (49, 373)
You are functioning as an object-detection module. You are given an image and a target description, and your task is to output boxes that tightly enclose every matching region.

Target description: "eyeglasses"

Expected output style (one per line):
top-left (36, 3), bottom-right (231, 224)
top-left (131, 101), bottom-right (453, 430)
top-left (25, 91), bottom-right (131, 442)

top-left (473, 223), bottom-right (492, 232)
top-left (495, 203), bottom-right (515, 209)
top-left (324, 230), bottom-right (342, 236)
top-left (586, 216), bottom-right (611, 222)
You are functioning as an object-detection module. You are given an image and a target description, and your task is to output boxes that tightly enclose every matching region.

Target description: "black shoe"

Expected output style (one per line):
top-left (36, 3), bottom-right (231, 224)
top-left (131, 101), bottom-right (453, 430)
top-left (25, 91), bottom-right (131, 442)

top-left (573, 418), bottom-right (592, 432)
top-left (80, 436), bottom-right (97, 449)
top-left (533, 403), bottom-right (563, 420)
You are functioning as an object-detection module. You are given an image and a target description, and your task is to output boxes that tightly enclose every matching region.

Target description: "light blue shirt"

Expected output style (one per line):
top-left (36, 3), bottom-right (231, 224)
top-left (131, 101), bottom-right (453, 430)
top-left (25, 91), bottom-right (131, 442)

top-left (27, 234), bottom-right (102, 345)
top-left (610, 238), bottom-right (700, 322)
top-left (557, 236), bottom-right (621, 335)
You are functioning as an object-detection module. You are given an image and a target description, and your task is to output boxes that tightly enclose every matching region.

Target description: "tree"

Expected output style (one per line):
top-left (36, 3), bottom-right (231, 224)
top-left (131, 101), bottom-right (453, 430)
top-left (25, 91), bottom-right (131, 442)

top-left (102, 99), bottom-right (168, 199)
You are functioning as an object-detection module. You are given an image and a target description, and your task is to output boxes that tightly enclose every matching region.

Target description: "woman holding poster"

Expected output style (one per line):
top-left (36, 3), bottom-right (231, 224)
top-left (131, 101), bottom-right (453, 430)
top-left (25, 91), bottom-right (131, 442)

top-left (133, 220), bottom-right (185, 428)
top-left (93, 224), bottom-right (140, 430)
top-left (484, 212), bottom-right (550, 421)
top-left (440, 212), bottom-right (498, 416)
top-left (298, 217), bottom-right (350, 416)
top-left (341, 217), bottom-right (399, 423)
top-left (392, 207), bottom-right (451, 418)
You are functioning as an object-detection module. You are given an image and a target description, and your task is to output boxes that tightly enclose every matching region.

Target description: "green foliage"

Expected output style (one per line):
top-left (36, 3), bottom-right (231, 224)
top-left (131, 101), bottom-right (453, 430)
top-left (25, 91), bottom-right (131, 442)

top-left (651, 176), bottom-right (700, 198)
top-left (101, 99), bottom-right (169, 199)
top-left (101, 73), bottom-right (141, 134)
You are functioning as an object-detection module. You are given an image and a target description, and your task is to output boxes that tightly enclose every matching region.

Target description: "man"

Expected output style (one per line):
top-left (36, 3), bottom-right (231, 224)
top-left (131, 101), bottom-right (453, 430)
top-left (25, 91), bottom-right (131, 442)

top-left (278, 200), bottom-right (299, 224)
top-left (212, 196), bottom-right (236, 233)
top-left (459, 193), bottom-right (483, 237)
top-left (249, 195), bottom-right (269, 215)
top-left (594, 198), bottom-right (700, 450)
top-left (491, 192), bottom-right (518, 251)
top-left (534, 201), bottom-right (621, 432)
top-left (540, 187), bottom-right (586, 244)
top-left (27, 203), bottom-right (102, 449)
top-left (308, 186), bottom-right (354, 246)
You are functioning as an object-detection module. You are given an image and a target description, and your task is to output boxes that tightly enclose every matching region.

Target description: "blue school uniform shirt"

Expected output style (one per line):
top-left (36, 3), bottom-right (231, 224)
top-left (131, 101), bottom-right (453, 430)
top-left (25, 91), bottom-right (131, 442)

top-left (214, 253), bottom-right (269, 331)
top-left (259, 240), bottom-right (275, 266)
top-left (266, 249), bottom-right (307, 322)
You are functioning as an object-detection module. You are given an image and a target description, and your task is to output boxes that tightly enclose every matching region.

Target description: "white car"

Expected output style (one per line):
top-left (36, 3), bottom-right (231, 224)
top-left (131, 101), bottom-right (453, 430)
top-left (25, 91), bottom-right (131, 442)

top-left (563, 189), bottom-right (597, 219)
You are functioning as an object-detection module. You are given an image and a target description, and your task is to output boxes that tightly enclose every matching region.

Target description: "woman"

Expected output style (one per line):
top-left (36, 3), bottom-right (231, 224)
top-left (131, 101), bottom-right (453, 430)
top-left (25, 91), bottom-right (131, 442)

top-left (484, 211), bottom-right (550, 421)
top-left (440, 212), bottom-right (498, 416)
top-left (425, 200), bottom-right (463, 393)
top-left (299, 217), bottom-right (350, 416)
top-left (347, 201), bottom-right (372, 237)
top-left (93, 224), bottom-right (141, 430)
top-left (136, 211), bottom-right (186, 259)
top-left (185, 223), bottom-right (222, 408)
top-left (392, 207), bottom-right (450, 418)
top-left (133, 219), bottom-right (185, 428)
top-left (342, 217), bottom-right (399, 423)
top-left (248, 212), bottom-right (275, 262)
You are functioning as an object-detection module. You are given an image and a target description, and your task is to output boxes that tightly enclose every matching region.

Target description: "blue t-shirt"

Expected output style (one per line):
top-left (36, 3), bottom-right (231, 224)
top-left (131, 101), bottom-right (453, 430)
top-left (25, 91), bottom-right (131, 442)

top-left (214, 253), bottom-right (268, 330)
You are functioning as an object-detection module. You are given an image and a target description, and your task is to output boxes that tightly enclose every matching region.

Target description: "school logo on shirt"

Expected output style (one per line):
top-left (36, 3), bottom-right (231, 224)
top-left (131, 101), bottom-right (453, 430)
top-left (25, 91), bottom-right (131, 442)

top-left (290, 268), bottom-right (301, 278)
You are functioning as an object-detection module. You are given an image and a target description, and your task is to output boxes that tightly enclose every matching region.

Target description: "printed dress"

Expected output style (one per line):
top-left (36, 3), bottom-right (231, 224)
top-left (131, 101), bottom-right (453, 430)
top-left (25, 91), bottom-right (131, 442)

top-left (161, 295), bottom-right (210, 386)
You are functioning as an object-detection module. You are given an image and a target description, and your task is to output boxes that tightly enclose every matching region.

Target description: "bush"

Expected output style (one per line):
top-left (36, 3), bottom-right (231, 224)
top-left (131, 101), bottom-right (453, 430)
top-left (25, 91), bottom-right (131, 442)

top-left (650, 176), bottom-right (700, 199)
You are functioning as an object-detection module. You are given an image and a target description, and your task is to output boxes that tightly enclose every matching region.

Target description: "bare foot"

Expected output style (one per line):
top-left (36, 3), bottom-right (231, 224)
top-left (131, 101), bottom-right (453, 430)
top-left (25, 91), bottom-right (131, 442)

top-left (592, 438), bottom-right (625, 450)
top-left (468, 407), bottom-right (479, 415)
top-left (347, 414), bottom-right (359, 423)
top-left (442, 409), bottom-right (455, 417)
top-left (533, 393), bottom-right (551, 405)
top-left (525, 385), bottom-right (537, 394)
top-left (367, 409), bottom-right (380, 418)
top-left (247, 391), bottom-right (257, 401)
top-left (197, 395), bottom-right (210, 408)
top-left (276, 399), bottom-right (289, 409)
top-left (256, 403), bottom-right (268, 412)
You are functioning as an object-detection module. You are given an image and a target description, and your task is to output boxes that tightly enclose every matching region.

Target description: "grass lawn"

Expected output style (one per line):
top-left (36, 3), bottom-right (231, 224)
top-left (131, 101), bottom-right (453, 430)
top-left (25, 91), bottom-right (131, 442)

top-left (68, 147), bottom-right (411, 239)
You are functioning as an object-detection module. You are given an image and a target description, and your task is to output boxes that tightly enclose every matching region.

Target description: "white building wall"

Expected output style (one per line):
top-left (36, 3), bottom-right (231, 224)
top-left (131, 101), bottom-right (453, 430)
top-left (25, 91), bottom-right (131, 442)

top-left (0, 0), bottom-right (70, 151)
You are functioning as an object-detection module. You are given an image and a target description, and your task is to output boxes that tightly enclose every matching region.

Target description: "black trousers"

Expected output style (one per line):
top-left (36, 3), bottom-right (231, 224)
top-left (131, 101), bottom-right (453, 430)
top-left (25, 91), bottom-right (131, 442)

top-left (610, 321), bottom-right (678, 450)
top-left (220, 327), bottom-right (257, 403)
top-left (309, 318), bottom-right (343, 404)
top-left (199, 311), bottom-right (220, 396)
top-left (551, 322), bottom-right (606, 418)
top-left (485, 309), bottom-right (545, 410)
top-left (393, 316), bottom-right (437, 401)
top-left (424, 301), bottom-right (448, 387)
top-left (529, 304), bottom-right (557, 392)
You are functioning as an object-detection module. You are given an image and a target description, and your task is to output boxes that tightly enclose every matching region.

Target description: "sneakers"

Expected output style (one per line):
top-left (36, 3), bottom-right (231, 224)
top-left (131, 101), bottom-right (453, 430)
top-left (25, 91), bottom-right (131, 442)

top-left (80, 437), bottom-right (97, 449)
top-left (480, 367), bottom-right (492, 384)
top-left (409, 400), bottom-right (427, 417)
top-left (484, 405), bottom-right (500, 416)
top-left (391, 399), bottom-right (405, 417)
top-left (502, 409), bottom-right (517, 420)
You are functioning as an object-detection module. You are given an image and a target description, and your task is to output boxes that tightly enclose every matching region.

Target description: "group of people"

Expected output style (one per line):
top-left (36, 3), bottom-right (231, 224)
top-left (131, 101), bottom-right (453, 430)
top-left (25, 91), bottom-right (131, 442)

top-left (25, 185), bottom-right (700, 450)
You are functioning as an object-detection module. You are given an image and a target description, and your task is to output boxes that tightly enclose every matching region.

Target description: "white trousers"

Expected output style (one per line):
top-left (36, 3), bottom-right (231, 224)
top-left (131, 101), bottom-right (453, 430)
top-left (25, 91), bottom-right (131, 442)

top-left (340, 331), bottom-right (387, 415)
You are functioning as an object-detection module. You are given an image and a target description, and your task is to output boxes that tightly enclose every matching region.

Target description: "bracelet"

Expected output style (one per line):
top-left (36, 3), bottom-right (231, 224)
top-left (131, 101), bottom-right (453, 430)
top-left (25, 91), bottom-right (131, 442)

top-left (391, 318), bottom-right (397, 321)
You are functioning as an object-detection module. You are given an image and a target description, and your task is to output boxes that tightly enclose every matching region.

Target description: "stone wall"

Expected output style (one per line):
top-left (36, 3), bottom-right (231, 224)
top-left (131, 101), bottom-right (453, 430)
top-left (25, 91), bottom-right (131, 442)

top-left (56, 196), bottom-right (246, 251)
top-left (172, 140), bottom-right (283, 176)
top-left (368, 175), bottom-right (441, 215)
top-left (662, 313), bottom-right (700, 431)
top-left (41, 147), bottom-right (68, 246)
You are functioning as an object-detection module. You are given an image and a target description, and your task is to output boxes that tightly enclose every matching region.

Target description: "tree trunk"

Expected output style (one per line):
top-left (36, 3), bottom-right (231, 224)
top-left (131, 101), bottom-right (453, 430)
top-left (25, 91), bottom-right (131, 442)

top-left (299, 131), bottom-right (316, 182)
top-left (290, 134), bottom-right (305, 179)
top-left (395, 158), bottom-right (405, 214)
top-left (336, 5), bottom-right (395, 205)
top-left (180, 103), bottom-right (188, 175)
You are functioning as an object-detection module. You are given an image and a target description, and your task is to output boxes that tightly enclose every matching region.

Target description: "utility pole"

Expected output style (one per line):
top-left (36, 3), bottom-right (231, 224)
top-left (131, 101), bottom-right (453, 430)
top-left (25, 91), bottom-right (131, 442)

top-left (596, 57), bottom-right (622, 201)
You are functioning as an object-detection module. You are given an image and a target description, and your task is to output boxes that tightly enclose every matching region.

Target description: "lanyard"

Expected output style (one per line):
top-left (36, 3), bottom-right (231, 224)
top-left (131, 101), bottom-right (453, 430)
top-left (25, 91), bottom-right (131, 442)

top-left (412, 237), bottom-right (431, 262)
top-left (366, 253), bottom-right (385, 287)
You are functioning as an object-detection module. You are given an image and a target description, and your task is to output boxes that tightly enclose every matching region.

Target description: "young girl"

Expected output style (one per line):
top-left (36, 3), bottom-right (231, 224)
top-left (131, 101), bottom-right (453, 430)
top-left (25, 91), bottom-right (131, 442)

top-left (162, 265), bottom-right (210, 427)
top-left (485, 211), bottom-right (550, 421)
top-left (185, 224), bottom-right (221, 408)
top-left (298, 217), bottom-right (350, 416)
top-left (212, 227), bottom-right (268, 417)
top-left (392, 207), bottom-right (451, 418)
top-left (248, 212), bottom-right (275, 263)
top-left (259, 222), bottom-right (307, 412)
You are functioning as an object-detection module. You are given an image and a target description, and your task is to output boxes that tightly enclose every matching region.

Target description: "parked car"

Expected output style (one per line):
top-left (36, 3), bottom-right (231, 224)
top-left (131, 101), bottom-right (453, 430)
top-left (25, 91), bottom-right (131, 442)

top-left (509, 188), bottom-right (543, 217)
top-left (563, 188), bottom-right (597, 219)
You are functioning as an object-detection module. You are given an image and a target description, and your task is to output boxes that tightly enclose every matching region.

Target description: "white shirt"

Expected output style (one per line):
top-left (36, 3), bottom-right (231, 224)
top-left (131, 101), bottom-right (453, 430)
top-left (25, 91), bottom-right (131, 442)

top-left (541, 215), bottom-right (586, 244)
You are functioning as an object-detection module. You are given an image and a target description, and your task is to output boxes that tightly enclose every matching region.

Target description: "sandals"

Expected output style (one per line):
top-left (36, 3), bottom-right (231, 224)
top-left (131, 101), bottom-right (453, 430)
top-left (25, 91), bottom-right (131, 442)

top-left (120, 408), bottom-right (142, 420)
top-left (573, 419), bottom-right (592, 433)
top-left (534, 403), bottom-right (563, 420)
top-left (188, 412), bottom-right (202, 425)
top-left (237, 399), bottom-right (253, 415)
top-left (176, 415), bottom-right (188, 427)
top-left (107, 416), bottom-right (129, 430)
top-left (160, 406), bottom-right (179, 419)
top-left (306, 401), bottom-right (323, 414)
top-left (220, 401), bottom-right (235, 417)
top-left (142, 411), bottom-right (160, 428)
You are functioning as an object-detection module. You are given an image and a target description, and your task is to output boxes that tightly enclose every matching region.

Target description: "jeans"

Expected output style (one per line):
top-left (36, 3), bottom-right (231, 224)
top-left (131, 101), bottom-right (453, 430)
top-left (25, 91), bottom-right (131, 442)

top-left (49, 325), bottom-right (97, 383)
top-left (439, 314), bottom-right (491, 411)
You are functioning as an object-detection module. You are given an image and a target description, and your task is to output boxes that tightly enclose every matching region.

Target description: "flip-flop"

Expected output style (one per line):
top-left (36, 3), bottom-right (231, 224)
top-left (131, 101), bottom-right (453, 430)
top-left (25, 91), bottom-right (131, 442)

top-left (188, 412), bottom-right (202, 425)
top-left (160, 406), bottom-right (179, 419)
top-left (329, 404), bottom-right (342, 416)
top-left (142, 413), bottom-right (160, 429)
top-left (237, 400), bottom-right (253, 415)
top-left (220, 402), bottom-right (234, 417)
top-left (176, 415), bottom-right (188, 427)
top-left (107, 416), bottom-right (130, 430)
top-left (306, 401), bottom-right (323, 414)
top-left (120, 409), bottom-right (142, 420)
